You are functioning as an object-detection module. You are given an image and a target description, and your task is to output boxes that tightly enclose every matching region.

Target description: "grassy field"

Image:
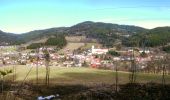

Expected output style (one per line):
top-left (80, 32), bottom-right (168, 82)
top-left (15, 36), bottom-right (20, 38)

top-left (80, 43), bottom-right (101, 50)
top-left (58, 42), bottom-right (85, 53)
top-left (1, 65), bottom-right (170, 85)
top-left (65, 36), bottom-right (86, 42)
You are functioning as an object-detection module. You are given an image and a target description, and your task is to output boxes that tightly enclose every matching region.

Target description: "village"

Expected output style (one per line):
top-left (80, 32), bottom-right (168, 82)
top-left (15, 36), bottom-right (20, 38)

top-left (0, 44), bottom-right (164, 72)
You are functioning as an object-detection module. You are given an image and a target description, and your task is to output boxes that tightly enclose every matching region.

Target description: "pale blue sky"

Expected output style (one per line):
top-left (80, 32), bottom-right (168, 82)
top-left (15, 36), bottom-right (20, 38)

top-left (1, 0), bottom-right (170, 33)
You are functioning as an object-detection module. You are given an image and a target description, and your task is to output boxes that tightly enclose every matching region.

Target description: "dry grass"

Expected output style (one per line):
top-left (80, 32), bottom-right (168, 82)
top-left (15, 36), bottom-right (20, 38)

top-left (65, 36), bottom-right (86, 42)
top-left (80, 43), bottom-right (101, 50)
top-left (0, 65), bottom-right (170, 85)
top-left (58, 43), bottom-right (85, 53)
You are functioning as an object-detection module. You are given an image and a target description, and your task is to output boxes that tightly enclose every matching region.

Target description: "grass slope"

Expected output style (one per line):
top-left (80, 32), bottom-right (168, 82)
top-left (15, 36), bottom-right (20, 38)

top-left (1, 65), bottom-right (170, 85)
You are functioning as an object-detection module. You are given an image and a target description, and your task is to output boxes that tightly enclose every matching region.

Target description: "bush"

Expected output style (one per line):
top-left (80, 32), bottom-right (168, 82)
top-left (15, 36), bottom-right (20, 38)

top-left (107, 50), bottom-right (120, 56)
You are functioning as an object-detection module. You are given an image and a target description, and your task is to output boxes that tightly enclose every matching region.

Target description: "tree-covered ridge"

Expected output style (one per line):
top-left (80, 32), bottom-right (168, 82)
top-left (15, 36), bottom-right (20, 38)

top-left (0, 30), bottom-right (24, 45)
top-left (146, 27), bottom-right (170, 47)
top-left (1, 21), bottom-right (170, 47)
top-left (122, 27), bottom-right (170, 47)
top-left (0, 21), bottom-right (147, 46)
top-left (19, 27), bottom-right (68, 42)
top-left (69, 21), bottom-right (147, 47)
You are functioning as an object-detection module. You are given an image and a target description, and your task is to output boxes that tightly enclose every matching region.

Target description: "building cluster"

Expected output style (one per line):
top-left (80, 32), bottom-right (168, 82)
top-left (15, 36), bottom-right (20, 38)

top-left (0, 45), bottom-right (165, 71)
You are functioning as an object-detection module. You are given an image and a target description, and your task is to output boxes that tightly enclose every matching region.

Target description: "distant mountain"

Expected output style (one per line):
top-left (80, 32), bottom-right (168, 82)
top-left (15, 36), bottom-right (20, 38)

top-left (69, 21), bottom-right (147, 35)
top-left (2, 21), bottom-right (166, 47)
top-left (69, 21), bottom-right (148, 47)
top-left (0, 30), bottom-right (23, 45)
top-left (19, 27), bottom-right (68, 42)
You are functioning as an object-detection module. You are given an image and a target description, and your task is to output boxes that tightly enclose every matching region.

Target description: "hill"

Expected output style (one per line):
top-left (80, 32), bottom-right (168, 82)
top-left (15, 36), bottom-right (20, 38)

top-left (0, 21), bottom-right (147, 46)
top-left (122, 27), bottom-right (170, 47)
top-left (4, 21), bottom-right (170, 47)
top-left (19, 27), bottom-right (68, 42)
top-left (0, 30), bottom-right (24, 45)
top-left (69, 21), bottom-right (147, 47)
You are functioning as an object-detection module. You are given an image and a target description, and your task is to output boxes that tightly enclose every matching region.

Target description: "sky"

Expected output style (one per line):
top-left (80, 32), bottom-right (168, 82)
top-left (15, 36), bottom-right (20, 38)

top-left (1, 0), bottom-right (170, 34)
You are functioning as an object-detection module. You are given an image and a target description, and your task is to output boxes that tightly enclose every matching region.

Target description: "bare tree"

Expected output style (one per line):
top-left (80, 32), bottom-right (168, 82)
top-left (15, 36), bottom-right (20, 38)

top-left (129, 48), bottom-right (136, 83)
top-left (36, 48), bottom-right (39, 85)
top-left (115, 61), bottom-right (118, 93)
top-left (44, 48), bottom-right (50, 86)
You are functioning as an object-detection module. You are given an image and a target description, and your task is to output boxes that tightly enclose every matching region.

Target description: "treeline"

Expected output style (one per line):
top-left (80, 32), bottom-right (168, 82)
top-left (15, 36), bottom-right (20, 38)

top-left (27, 43), bottom-right (43, 49)
top-left (27, 35), bottom-right (67, 49)
top-left (122, 27), bottom-right (170, 47)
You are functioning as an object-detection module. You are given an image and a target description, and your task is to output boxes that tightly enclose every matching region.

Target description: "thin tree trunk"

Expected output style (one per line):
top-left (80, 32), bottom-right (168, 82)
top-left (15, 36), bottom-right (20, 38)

top-left (45, 65), bottom-right (48, 86)
top-left (44, 48), bottom-right (50, 87)
top-left (2, 76), bottom-right (4, 93)
top-left (36, 49), bottom-right (39, 85)
top-left (162, 65), bottom-right (166, 85)
top-left (45, 61), bottom-right (50, 86)
top-left (129, 48), bottom-right (136, 83)
top-left (15, 66), bottom-right (16, 82)
top-left (13, 65), bottom-right (15, 82)
top-left (115, 63), bottom-right (118, 93)
top-left (36, 60), bottom-right (38, 85)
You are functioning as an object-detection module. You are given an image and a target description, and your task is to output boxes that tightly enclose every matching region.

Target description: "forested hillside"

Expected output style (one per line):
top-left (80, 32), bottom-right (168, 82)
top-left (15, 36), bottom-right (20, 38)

top-left (27, 35), bottom-right (67, 49)
top-left (122, 27), bottom-right (170, 47)
top-left (0, 30), bottom-right (24, 45)
top-left (1, 21), bottom-right (170, 47)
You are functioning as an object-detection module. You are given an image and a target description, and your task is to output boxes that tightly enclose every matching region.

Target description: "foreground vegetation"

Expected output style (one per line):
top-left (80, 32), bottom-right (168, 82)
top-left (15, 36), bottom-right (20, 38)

top-left (0, 66), bottom-right (170, 99)
top-left (1, 82), bottom-right (170, 100)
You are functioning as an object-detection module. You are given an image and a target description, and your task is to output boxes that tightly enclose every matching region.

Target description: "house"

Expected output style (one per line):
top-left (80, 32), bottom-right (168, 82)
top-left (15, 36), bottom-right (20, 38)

top-left (91, 58), bottom-right (101, 68)
top-left (91, 45), bottom-right (108, 55)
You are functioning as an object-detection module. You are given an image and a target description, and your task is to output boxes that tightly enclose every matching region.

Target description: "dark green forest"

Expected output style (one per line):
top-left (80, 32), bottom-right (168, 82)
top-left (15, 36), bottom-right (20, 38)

top-left (45, 35), bottom-right (67, 48)
top-left (27, 43), bottom-right (43, 49)
top-left (122, 27), bottom-right (170, 47)
top-left (27, 35), bottom-right (67, 49)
